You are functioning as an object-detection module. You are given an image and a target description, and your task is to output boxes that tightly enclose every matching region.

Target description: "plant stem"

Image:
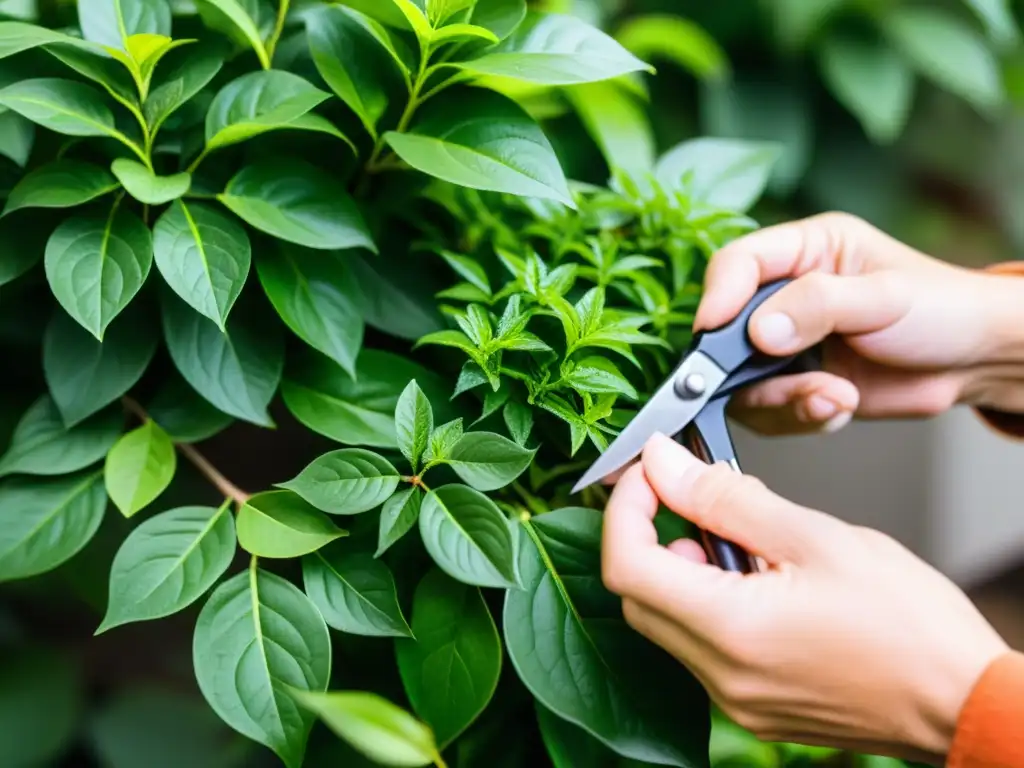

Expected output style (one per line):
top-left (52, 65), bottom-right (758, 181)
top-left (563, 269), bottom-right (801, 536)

top-left (433, 751), bottom-right (449, 768)
top-left (121, 396), bottom-right (251, 505)
top-left (366, 42), bottom-right (432, 171)
top-left (266, 0), bottom-right (290, 65)
top-left (185, 147), bottom-right (210, 175)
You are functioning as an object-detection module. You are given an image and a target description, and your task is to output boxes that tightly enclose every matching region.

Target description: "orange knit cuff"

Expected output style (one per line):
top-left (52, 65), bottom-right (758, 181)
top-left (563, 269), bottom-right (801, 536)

top-left (972, 260), bottom-right (1024, 440)
top-left (948, 650), bottom-right (1024, 768)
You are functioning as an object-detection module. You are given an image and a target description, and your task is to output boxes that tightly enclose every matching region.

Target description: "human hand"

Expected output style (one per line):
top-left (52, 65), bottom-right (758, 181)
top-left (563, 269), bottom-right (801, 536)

top-left (696, 212), bottom-right (1024, 435)
top-left (601, 433), bottom-right (1008, 763)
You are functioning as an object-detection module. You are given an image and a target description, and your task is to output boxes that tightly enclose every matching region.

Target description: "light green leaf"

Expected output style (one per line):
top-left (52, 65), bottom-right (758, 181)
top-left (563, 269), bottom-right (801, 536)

top-left (0, 22), bottom-right (85, 59)
top-left (306, 5), bottom-right (406, 139)
top-left (280, 347), bottom-right (455, 449)
top-left (396, 567), bottom-right (500, 748)
top-left (193, 563), bottom-right (331, 768)
top-left (219, 159), bottom-right (376, 252)
top-left (193, 0), bottom-right (268, 67)
top-left (654, 137), bottom-right (781, 213)
top-left (146, 374), bottom-right (234, 443)
top-left (376, 486), bottom-right (421, 557)
top-left (429, 23), bottom-right (498, 46)
top-left (291, 690), bottom-right (437, 768)
top-left (393, 0), bottom-right (432, 45)
top-left (302, 541), bottom-right (412, 637)
top-left (111, 158), bottom-right (190, 204)
top-left (505, 508), bottom-right (710, 765)
top-left (614, 14), bottom-right (727, 81)
top-left (418, 484), bottom-right (518, 589)
top-left (43, 307), bottom-right (158, 427)
top-left (426, 0), bottom-right (474, 25)
top-left (3, 159), bottom-right (118, 216)
top-left (885, 6), bottom-right (1003, 112)
top-left (444, 431), bottom-right (535, 491)
top-left (0, 111), bottom-right (33, 167)
top-left (96, 504), bottom-right (235, 632)
top-left (0, 470), bottom-right (107, 581)
top-left (144, 44), bottom-right (224, 139)
top-left (153, 200), bottom-right (251, 331)
top-left (0, 78), bottom-right (121, 138)
top-left (0, 396), bottom-right (121, 479)
top-left (457, 11), bottom-right (652, 85)
top-left (396, 380), bottom-right (432, 472)
top-left (77, 0), bottom-right (171, 52)
top-left (964, 0), bottom-right (1020, 48)
top-left (279, 448), bottom-right (400, 515)
top-left (470, 0), bottom-right (526, 40)
top-left (564, 79), bottom-right (654, 174)
top-left (383, 87), bottom-right (573, 206)
top-left (765, 0), bottom-right (845, 50)
top-left (104, 420), bottom-right (176, 518)
top-left (44, 205), bottom-right (153, 340)
top-left (237, 490), bottom-right (347, 558)
top-left (256, 246), bottom-right (363, 376)
top-left (160, 291), bottom-right (283, 427)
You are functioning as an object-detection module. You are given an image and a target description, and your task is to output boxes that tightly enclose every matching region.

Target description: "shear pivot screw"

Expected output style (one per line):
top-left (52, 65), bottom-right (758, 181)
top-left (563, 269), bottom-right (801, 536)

top-left (676, 372), bottom-right (706, 399)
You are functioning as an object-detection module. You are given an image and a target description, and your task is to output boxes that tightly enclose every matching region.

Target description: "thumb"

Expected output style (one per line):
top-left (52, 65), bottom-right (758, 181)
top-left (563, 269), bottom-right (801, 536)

top-left (641, 433), bottom-right (845, 566)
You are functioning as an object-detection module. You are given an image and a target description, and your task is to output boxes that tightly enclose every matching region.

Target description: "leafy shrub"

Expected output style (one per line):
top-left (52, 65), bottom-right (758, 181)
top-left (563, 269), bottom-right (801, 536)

top-left (0, 0), bottom-right (948, 767)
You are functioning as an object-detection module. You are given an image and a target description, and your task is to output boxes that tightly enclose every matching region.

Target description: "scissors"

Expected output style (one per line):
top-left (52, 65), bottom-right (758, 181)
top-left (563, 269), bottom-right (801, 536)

top-left (571, 278), bottom-right (820, 574)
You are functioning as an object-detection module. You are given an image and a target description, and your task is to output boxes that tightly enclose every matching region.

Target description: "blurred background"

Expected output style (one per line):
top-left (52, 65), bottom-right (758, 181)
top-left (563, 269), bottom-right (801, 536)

top-left (5, 0), bottom-right (1024, 765)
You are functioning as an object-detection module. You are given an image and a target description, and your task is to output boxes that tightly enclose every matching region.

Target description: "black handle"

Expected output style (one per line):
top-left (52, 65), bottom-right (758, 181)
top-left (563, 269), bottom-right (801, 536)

top-left (702, 531), bottom-right (758, 574)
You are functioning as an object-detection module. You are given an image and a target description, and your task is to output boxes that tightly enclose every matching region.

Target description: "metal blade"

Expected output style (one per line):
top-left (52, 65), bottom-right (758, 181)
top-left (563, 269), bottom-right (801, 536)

top-left (570, 351), bottom-right (729, 493)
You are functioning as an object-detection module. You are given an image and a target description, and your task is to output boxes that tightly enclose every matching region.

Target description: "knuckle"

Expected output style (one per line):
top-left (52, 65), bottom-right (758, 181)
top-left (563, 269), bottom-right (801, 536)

top-left (601, 562), bottom-right (632, 597)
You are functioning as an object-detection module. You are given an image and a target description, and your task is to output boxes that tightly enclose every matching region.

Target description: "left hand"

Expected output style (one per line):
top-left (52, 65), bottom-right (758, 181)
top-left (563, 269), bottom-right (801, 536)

top-left (601, 433), bottom-right (1007, 764)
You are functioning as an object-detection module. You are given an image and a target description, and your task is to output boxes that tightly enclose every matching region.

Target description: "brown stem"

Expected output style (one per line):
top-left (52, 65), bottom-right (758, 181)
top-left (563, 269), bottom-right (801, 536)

top-left (121, 396), bottom-right (251, 504)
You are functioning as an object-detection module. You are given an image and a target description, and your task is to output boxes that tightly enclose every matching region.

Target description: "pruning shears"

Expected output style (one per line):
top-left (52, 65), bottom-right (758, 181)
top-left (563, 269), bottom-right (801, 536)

top-left (571, 278), bottom-right (820, 574)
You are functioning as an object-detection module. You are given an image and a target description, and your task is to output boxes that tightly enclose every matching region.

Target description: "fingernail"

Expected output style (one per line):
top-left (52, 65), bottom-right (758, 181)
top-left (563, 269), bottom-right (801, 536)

top-left (755, 312), bottom-right (797, 351)
top-left (823, 411), bottom-right (852, 434)
top-left (807, 395), bottom-right (838, 421)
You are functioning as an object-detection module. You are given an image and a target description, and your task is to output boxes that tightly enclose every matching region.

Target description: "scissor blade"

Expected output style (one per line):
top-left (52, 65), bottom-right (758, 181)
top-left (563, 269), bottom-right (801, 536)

top-left (570, 351), bottom-right (729, 494)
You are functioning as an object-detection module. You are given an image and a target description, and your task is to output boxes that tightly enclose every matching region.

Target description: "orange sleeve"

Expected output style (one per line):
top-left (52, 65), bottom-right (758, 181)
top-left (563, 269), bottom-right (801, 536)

top-left (948, 651), bottom-right (1024, 768)
top-left (972, 260), bottom-right (1024, 439)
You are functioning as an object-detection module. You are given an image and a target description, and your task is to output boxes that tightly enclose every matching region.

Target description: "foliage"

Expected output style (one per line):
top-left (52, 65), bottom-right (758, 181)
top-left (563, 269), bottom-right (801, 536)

top-left (0, 0), bottom-right (1014, 767)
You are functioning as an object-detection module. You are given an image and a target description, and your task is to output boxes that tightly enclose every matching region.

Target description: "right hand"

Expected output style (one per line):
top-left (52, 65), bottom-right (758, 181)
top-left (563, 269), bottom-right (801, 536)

top-left (696, 212), bottom-right (1024, 435)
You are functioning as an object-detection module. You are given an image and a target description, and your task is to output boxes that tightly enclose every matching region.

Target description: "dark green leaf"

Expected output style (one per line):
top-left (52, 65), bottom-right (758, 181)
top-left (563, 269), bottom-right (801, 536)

top-left (418, 484), bottom-right (518, 588)
top-left (302, 541), bottom-right (412, 637)
top-left (44, 43), bottom-right (137, 105)
top-left (219, 159), bottom-right (375, 252)
top-left (444, 431), bottom-right (535, 490)
top-left (153, 200), bottom-right (251, 331)
top-left (160, 291), bottom-right (283, 427)
top-left (502, 401), bottom-right (532, 446)
top-left (0, 396), bottom-right (122, 478)
top-left (0, 111), bottom-right (34, 167)
top-left (383, 87), bottom-right (573, 206)
top-left (654, 137), bottom-right (781, 213)
top-left (565, 79), bottom-right (655, 175)
top-left (423, 418), bottom-right (463, 463)
top-left (0, 470), bottom-right (107, 581)
top-left (256, 246), bottom-right (363, 376)
top-left (505, 508), bottom-right (710, 765)
top-left (43, 308), bottom-right (158, 427)
top-left (0, 78), bottom-right (120, 137)
top-left (376, 486), bottom-right (421, 556)
top-left (44, 205), bottom-right (153, 340)
top-left (96, 504), bottom-right (235, 632)
top-left (111, 158), bottom-right (190, 204)
top-left (237, 490), bottom-right (347, 558)
top-left (348, 251), bottom-right (445, 340)
top-left (3, 159), bottom-right (118, 215)
top-left (104, 419), bottom-right (176, 518)
top-left (396, 567), bottom-right (501, 748)
top-left (145, 44), bottom-right (224, 138)
top-left (193, 563), bottom-right (332, 768)
top-left (395, 380), bottom-right (432, 471)
top-left (78, 0), bottom-right (172, 51)
top-left (0, 212), bottom-right (47, 286)
top-left (280, 448), bottom-right (401, 515)
top-left (146, 374), bottom-right (234, 443)
top-left (565, 357), bottom-right (637, 399)
top-left (470, 0), bottom-right (526, 40)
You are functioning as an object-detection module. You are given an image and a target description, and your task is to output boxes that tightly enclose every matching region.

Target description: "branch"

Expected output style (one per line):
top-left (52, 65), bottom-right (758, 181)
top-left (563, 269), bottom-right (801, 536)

top-left (121, 397), bottom-right (251, 505)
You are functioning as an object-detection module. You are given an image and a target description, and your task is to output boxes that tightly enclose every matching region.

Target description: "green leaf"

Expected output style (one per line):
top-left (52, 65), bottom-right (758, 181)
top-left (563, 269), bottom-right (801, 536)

top-left (614, 14), bottom-right (727, 81)
top-left (654, 137), bottom-right (781, 213)
top-left (429, 23), bottom-right (498, 46)
top-left (153, 200), bottom-right (251, 331)
top-left (502, 401), bottom-right (532, 446)
top-left (0, 212), bottom-right (47, 287)
top-left (396, 380), bottom-right (432, 472)
top-left (96, 504), bottom-right (235, 632)
top-left (348, 251), bottom-right (445, 340)
top-left (237, 490), bottom-right (348, 558)
top-left (281, 347), bottom-right (455, 449)
top-left (3, 159), bottom-right (118, 216)
top-left (396, 567), bottom-right (501, 748)
top-left (505, 508), bottom-right (710, 765)
top-left (193, 563), bottom-right (332, 768)
top-left (146, 374), bottom-right (234, 443)
top-left (437, 250), bottom-right (490, 294)
top-left (964, 0), bottom-right (1020, 48)
top-left (219, 159), bottom-right (375, 252)
top-left (291, 690), bottom-right (438, 768)
top-left (565, 357), bottom-right (637, 399)
top-left (537, 702), bottom-right (629, 768)
top-left (43, 307), bottom-right (158, 427)
top-left (458, 12), bottom-right (652, 85)
top-left (0, 396), bottom-right (122, 478)
top-left (0, 111), bottom-right (34, 167)
top-left (111, 158), bottom-right (190, 204)
top-left (44, 205), bottom-right (153, 340)
top-left (44, 43), bottom-right (137, 105)
top-left (564, 79), bottom-right (654, 175)
top-left (383, 87), bottom-right (573, 206)
top-left (392, 0), bottom-right (433, 45)
top-left (302, 541), bottom-right (412, 637)
top-left (427, 0), bottom-right (474, 25)
top-left (280, 448), bottom-right (401, 515)
top-left (885, 6), bottom-right (1003, 112)
top-left (418, 484), bottom-right (518, 589)
top-left (144, 44), bottom-right (224, 139)
top-left (306, 5), bottom-right (406, 139)
top-left (444, 431), bottom-right (535, 490)
top-left (470, 0), bottom-right (526, 40)
top-left (0, 78), bottom-right (120, 138)
top-left (819, 36), bottom-right (914, 145)
top-left (423, 418), bottom-right (463, 464)
top-left (376, 486), bottom-right (421, 556)
top-left (104, 420), bottom-right (176, 518)
top-left (160, 291), bottom-right (283, 427)
top-left (78, 0), bottom-right (171, 51)
top-left (204, 70), bottom-right (346, 153)
top-left (194, 0), bottom-right (269, 67)
top-left (0, 22), bottom-right (86, 59)
top-left (765, 0), bottom-right (844, 50)
top-left (0, 470), bottom-right (107, 581)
